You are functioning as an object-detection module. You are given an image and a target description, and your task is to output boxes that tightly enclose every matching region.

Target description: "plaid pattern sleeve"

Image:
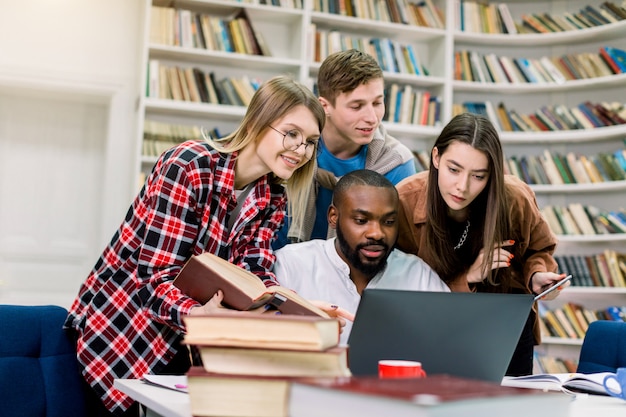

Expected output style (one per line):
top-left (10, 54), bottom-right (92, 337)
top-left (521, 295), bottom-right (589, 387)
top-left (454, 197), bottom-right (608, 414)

top-left (64, 140), bottom-right (288, 414)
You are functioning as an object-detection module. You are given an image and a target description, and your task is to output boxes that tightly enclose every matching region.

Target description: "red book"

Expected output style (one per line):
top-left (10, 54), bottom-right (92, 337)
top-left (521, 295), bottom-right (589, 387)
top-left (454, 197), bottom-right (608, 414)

top-left (289, 375), bottom-right (570, 417)
top-left (599, 47), bottom-right (621, 74)
top-left (527, 114), bottom-right (551, 131)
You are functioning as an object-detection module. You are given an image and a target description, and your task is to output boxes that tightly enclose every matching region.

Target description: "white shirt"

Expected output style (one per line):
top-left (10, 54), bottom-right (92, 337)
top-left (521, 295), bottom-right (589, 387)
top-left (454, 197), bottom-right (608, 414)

top-left (274, 238), bottom-right (450, 345)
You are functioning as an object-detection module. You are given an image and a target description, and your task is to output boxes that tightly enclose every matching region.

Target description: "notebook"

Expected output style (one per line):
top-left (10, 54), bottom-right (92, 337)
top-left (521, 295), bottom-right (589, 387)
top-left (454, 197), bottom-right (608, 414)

top-left (347, 289), bottom-right (534, 383)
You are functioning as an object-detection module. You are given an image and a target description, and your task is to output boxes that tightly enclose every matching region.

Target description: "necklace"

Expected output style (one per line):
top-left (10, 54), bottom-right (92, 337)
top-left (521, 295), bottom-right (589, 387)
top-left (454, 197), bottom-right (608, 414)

top-left (454, 220), bottom-right (470, 250)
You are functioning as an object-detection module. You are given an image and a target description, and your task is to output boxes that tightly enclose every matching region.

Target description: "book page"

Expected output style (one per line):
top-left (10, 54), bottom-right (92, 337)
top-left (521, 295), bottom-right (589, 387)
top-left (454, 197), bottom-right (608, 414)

top-left (142, 374), bottom-right (188, 393)
top-left (503, 372), bottom-right (613, 395)
top-left (269, 286), bottom-right (330, 317)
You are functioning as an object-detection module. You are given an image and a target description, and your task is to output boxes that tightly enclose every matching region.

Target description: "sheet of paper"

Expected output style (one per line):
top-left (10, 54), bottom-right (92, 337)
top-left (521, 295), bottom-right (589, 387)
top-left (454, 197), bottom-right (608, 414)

top-left (142, 374), bottom-right (188, 393)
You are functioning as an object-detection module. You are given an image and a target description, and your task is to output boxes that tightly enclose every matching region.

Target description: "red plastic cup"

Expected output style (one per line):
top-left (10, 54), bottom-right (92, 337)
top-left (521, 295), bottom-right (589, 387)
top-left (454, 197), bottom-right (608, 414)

top-left (378, 360), bottom-right (427, 379)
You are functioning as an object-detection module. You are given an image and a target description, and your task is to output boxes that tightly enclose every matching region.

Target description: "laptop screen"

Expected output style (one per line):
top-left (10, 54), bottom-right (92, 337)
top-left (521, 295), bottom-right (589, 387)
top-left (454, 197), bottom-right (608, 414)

top-left (347, 289), bottom-right (534, 382)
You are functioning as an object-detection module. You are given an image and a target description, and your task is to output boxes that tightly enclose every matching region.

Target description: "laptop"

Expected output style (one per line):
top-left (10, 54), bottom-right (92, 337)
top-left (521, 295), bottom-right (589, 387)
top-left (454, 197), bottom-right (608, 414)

top-left (347, 289), bottom-right (534, 382)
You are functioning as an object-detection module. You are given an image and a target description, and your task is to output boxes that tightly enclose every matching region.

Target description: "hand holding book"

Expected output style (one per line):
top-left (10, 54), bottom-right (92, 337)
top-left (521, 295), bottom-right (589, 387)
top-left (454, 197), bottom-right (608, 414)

top-left (188, 289), bottom-right (269, 317)
top-left (309, 300), bottom-right (355, 322)
top-left (173, 252), bottom-right (331, 317)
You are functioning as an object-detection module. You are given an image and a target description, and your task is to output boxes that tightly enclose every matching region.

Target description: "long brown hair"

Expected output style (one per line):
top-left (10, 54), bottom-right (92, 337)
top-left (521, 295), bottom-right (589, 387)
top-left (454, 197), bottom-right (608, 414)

top-left (425, 113), bottom-right (510, 286)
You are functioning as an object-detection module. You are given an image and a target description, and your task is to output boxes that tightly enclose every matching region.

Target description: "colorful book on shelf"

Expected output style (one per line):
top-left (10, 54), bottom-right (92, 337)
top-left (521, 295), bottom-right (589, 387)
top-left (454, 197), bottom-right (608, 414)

top-left (182, 312), bottom-right (339, 350)
top-left (503, 372), bottom-right (615, 396)
top-left (601, 2), bottom-right (626, 20)
top-left (603, 46), bottom-right (626, 73)
top-left (553, 308), bottom-right (579, 339)
top-left (173, 252), bottom-right (329, 317)
top-left (533, 13), bottom-right (561, 32)
top-left (582, 5), bottom-right (613, 25)
top-left (497, 3), bottom-right (517, 34)
top-left (521, 14), bottom-right (550, 33)
top-left (289, 374), bottom-right (571, 417)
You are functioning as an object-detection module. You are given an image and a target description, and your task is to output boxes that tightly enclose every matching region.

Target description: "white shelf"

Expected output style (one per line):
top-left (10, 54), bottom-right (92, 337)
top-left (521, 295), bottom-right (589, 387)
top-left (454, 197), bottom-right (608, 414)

top-left (500, 124), bottom-right (626, 144)
top-left (144, 98), bottom-right (247, 119)
top-left (555, 234), bottom-right (626, 243)
top-left (309, 12), bottom-right (446, 41)
top-left (540, 336), bottom-right (584, 346)
top-left (454, 20), bottom-right (626, 46)
top-left (149, 44), bottom-right (303, 70)
top-left (531, 180), bottom-right (626, 194)
top-left (138, 2), bottom-right (626, 368)
top-left (453, 73), bottom-right (626, 94)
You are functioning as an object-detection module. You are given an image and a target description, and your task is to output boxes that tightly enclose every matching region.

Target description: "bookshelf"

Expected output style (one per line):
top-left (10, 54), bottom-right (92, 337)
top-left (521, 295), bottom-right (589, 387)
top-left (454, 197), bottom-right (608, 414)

top-left (137, 0), bottom-right (626, 366)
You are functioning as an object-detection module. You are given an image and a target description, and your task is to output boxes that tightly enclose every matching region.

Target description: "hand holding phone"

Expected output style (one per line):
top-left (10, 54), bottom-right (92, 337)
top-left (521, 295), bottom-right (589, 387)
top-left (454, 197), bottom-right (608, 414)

top-left (534, 275), bottom-right (572, 301)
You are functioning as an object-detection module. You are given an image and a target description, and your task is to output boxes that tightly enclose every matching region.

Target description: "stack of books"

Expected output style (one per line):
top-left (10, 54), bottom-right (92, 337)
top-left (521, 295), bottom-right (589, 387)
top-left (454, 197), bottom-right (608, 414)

top-left (182, 312), bottom-right (349, 417)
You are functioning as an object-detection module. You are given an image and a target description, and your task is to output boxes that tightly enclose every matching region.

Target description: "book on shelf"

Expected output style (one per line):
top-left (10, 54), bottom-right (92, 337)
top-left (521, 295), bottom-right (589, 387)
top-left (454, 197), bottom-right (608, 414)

top-left (521, 14), bottom-right (551, 33)
top-left (605, 249), bottom-right (626, 286)
top-left (572, 255), bottom-right (595, 286)
top-left (499, 55), bottom-right (525, 84)
top-left (186, 367), bottom-right (294, 417)
top-left (503, 372), bottom-right (615, 396)
top-left (173, 251), bottom-right (329, 317)
top-left (182, 68), bottom-right (201, 103)
top-left (568, 203), bottom-right (596, 234)
top-left (540, 150), bottom-right (564, 185)
top-left (182, 311), bottom-right (339, 350)
top-left (496, 102), bottom-right (514, 131)
top-left (534, 354), bottom-right (579, 375)
top-left (583, 5), bottom-right (614, 25)
top-left (601, 2), bottom-right (626, 20)
top-left (195, 344), bottom-right (352, 377)
top-left (553, 308), bottom-right (580, 339)
top-left (579, 155), bottom-right (604, 183)
top-left (562, 303), bottom-right (589, 337)
top-left (192, 68), bottom-right (209, 103)
top-left (537, 303), bottom-right (568, 339)
top-left (497, 3), bottom-right (517, 34)
top-left (565, 152), bottom-right (591, 183)
top-left (596, 4), bottom-right (621, 23)
top-left (533, 13), bottom-right (562, 32)
top-left (288, 374), bottom-right (570, 417)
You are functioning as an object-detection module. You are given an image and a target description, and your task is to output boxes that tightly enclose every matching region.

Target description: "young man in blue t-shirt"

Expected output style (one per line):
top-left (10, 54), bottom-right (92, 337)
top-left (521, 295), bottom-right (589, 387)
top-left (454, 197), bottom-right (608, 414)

top-left (273, 49), bottom-right (416, 249)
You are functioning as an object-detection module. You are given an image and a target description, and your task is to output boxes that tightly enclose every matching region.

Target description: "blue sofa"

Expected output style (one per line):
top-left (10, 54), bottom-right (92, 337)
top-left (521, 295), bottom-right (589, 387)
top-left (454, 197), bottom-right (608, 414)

top-left (577, 320), bottom-right (626, 374)
top-left (0, 304), bottom-right (86, 417)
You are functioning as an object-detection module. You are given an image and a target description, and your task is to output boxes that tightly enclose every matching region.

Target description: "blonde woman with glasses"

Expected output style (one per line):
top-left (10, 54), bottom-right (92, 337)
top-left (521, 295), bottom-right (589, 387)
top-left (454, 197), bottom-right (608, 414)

top-left (65, 76), bottom-right (329, 417)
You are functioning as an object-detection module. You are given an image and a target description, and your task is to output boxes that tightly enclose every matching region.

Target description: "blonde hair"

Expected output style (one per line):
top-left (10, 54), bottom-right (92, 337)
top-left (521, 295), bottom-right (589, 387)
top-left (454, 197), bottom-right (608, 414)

top-left (204, 75), bottom-right (325, 235)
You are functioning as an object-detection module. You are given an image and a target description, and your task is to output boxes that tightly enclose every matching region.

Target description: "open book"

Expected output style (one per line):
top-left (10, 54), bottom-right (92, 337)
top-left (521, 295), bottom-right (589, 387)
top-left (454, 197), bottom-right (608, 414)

top-left (502, 372), bottom-right (614, 395)
top-left (173, 252), bottom-right (328, 317)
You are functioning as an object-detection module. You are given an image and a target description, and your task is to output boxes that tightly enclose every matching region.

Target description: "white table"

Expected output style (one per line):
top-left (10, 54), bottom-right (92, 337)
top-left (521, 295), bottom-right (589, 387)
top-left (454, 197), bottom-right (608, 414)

top-left (114, 379), bottom-right (190, 417)
top-left (115, 377), bottom-right (626, 417)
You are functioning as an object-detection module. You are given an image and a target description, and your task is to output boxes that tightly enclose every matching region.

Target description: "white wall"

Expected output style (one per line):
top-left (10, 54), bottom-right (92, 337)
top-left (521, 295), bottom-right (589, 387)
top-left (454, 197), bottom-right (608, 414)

top-left (0, 0), bottom-right (143, 307)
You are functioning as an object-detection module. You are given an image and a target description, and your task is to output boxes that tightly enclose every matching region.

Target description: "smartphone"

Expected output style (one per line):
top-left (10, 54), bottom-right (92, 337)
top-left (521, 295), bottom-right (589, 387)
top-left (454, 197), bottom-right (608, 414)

top-left (534, 275), bottom-right (572, 301)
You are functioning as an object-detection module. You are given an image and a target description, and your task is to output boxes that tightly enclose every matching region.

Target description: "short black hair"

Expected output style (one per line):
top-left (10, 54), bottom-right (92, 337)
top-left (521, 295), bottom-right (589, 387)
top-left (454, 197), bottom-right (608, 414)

top-left (332, 169), bottom-right (397, 207)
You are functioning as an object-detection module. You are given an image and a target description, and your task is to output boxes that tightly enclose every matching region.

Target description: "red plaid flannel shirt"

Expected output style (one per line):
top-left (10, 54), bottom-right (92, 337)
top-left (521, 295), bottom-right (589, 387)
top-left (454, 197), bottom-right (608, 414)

top-left (64, 140), bottom-right (286, 414)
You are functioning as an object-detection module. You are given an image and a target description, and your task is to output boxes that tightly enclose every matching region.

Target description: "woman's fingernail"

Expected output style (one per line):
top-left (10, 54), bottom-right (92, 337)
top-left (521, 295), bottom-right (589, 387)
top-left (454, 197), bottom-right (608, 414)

top-left (509, 240), bottom-right (515, 244)
top-left (264, 304), bottom-right (272, 310)
top-left (330, 305), bottom-right (338, 309)
top-left (274, 311), bottom-right (282, 315)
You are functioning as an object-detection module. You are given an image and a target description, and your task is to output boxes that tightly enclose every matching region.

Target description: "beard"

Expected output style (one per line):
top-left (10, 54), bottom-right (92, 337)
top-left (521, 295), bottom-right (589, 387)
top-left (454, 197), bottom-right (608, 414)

top-left (336, 225), bottom-right (390, 278)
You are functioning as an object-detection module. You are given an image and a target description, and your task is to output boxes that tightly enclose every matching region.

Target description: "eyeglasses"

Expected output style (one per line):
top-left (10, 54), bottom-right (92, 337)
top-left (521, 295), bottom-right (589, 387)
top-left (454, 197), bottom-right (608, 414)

top-left (269, 125), bottom-right (316, 160)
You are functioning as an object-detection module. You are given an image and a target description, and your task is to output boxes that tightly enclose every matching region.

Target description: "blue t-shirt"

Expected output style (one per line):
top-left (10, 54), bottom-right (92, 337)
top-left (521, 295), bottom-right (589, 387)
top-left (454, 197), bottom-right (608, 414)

top-left (272, 138), bottom-right (416, 249)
